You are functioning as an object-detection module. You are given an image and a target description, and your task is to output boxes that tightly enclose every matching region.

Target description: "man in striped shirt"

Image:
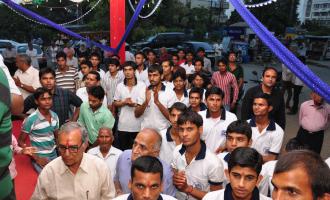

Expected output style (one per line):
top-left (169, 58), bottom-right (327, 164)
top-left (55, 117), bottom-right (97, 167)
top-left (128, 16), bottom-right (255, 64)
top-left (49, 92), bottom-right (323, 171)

top-left (19, 88), bottom-right (59, 173)
top-left (211, 59), bottom-right (238, 111)
top-left (55, 51), bottom-right (79, 92)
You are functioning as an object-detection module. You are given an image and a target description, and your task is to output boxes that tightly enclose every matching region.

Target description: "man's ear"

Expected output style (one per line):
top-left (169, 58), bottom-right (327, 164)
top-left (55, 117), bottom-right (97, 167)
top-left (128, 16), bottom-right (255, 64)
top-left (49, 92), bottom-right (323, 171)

top-left (268, 105), bottom-right (273, 112)
top-left (248, 139), bottom-right (252, 147)
top-left (128, 179), bottom-right (132, 190)
top-left (199, 126), bottom-right (203, 137)
top-left (319, 193), bottom-right (330, 200)
top-left (256, 175), bottom-right (263, 186)
top-left (225, 169), bottom-right (230, 180)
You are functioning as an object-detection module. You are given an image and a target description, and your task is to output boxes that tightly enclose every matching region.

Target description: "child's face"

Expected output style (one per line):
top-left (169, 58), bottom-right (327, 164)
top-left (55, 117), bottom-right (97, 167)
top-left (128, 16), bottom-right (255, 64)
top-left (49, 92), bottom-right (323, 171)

top-left (36, 93), bottom-right (53, 110)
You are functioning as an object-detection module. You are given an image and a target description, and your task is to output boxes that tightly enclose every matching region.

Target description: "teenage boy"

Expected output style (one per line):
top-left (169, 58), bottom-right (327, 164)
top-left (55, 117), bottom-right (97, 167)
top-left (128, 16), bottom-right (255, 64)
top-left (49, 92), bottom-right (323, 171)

top-left (102, 58), bottom-right (124, 112)
top-left (19, 87), bottom-right (59, 173)
top-left (114, 61), bottom-right (146, 150)
top-left (77, 60), bottom-right (92, 88)
top-left (203, 147), bottom-right (270, 200)
top-left (188, 72), bottom-right (208, 100)
top-left (159, 102), bottom-right (187, 165)
top-left (180, 50), bottom-right (195, 75)
top-left (248, 93), bottom-right (284, 162)
top-left (199, 87), bottom-right (237, 153)
top-left (145, 49), bottom-right (158, 69)
top-left (135, 64), bottom-right (176, 132)
top-left (211, 58), bottom-right (238, 111)
top-left (193, 58), bottom-right (211, 81)
top-left (89, 52), bottom-right (105, 79)
top-left (188, 87), bottom-right (207, 112)
top-left (78, 85), bottom-right (115, 147)
top-left (162, 59), bottom-right (174, 90)
top-left (172, 111), bottom-right (224, 200)
top-left (135, 52), bottom-right (149, 86)
top-left (55, 51), bottom-right (79, 92)
top-left (113, 156), bottom-right (177, 200)
top-left (272, 150), bottom-right (330, 200)
top-left (173, 71), bottom-right (189, 106)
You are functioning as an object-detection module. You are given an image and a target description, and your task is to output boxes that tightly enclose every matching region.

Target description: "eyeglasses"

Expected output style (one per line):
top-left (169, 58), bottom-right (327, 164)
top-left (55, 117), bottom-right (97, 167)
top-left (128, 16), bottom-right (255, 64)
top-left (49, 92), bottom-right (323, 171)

top-left (58, 143), bottom-right (83, 153)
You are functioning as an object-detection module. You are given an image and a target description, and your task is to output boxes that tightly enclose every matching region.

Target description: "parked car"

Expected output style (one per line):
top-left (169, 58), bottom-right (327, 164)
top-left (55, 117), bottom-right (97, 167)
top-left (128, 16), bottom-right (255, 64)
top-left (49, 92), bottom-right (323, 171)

top-left (132, 32), bottom-right (188, 50)
top-left (0, 39), bottom-right (19, 55)
top-left (17, 43), bottom-right (47, 68)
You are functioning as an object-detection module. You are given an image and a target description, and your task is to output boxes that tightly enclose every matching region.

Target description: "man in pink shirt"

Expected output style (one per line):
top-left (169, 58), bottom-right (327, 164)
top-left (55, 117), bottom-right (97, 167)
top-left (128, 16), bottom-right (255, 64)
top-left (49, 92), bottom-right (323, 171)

top-left (211, 59), bottom-right (238, 111)
top-left (297, 91), bottom-right (330, 154)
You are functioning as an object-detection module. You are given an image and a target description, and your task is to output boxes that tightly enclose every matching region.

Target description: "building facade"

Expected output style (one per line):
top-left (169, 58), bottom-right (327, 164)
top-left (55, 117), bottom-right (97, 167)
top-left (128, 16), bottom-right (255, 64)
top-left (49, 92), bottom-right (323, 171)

top-left (302, 0), bottom-right (330, 27)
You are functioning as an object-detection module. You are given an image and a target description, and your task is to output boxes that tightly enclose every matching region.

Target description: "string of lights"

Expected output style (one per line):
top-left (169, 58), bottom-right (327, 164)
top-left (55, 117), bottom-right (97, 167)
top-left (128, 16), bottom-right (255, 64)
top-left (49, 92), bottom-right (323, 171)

top-left (128, 0), bottom-right (163, 19)
top-left (244, 0), bottom-right (277, 8)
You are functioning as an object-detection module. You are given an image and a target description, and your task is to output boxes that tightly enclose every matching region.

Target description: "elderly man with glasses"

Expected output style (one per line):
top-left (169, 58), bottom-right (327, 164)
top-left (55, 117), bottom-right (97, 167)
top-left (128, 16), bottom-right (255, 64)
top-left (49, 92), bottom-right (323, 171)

top-left (31, 122), bottom-right (116, 200)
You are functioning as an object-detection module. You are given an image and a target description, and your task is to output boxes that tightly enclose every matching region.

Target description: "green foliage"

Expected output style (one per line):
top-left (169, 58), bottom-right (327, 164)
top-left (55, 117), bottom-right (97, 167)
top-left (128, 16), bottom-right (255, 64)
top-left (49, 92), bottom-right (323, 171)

top-left (302, 20), bottom-right (330, 36)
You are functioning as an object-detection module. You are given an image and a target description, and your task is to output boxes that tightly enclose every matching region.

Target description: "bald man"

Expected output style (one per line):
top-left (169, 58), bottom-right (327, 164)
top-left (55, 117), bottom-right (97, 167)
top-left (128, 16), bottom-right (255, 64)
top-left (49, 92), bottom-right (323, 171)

top-left (114, 128), bottom-right (176, 197)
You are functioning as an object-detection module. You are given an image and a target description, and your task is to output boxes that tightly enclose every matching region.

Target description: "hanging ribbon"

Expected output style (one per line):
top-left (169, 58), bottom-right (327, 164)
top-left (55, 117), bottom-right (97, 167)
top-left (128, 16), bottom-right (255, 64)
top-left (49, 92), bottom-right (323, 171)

top-left (229, 0), bottom-right (330, 103)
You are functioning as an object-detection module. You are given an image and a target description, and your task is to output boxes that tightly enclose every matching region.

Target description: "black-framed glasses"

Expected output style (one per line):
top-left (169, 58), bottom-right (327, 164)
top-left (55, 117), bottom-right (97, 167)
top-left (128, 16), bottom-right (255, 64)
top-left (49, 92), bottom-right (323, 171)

top-left (58, 143), bottom-right (83, 153)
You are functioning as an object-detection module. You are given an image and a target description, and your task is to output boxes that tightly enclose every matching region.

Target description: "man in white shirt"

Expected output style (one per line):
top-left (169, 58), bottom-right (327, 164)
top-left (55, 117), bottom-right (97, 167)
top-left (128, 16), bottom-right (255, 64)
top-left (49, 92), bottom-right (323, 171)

top-left (159, 102), bottom-right (187, 165)
top-left (199, 87), bottom-right (237, 153)
top-left (76, 71), bottom-right (107, 106)
top-left (113, 61), bottom-right (146, 150)
top-left (173, 71), bottom-right (189, 106)
top-left (172, 111), bottom-right (224, 200)
top-left (89, 52), bottom-right (105, 79)
top-left (203, 147), bottom-right (270, 200)
top-left (31, 122), bottom-right (115, 200)
top-left (134, 52), bottom-right (149, 86)
top-left (196, 47), bottom-right (212, 73)
top-left (135, 64), bottom-right (176, 132)
top-left (65, 47), bottom-right (78, 69)
top-left (248, 93), bottom-right (284, 163)
top-left (180, 50), bottom-right (195, 75)
top-left (26, 42), bottom-right (39, 69)
top-left (13, 54), bottom-right (41, 99)
top-left (113, 156), bottom-right (177, 200)
top-left (87, 127), bottom-right (122, 178)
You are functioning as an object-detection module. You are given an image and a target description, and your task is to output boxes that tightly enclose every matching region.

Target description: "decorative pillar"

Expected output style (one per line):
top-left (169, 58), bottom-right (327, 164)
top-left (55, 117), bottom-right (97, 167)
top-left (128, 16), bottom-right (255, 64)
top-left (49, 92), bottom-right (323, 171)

top-left (110, 0), bottom-right (125, 63)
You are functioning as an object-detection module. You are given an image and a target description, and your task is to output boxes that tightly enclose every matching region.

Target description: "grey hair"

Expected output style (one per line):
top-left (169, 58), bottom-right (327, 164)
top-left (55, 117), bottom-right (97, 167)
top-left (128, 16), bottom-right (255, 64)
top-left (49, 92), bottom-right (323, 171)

top-left (58, 122), bottom-right (89, 143)
top-left (17, 54), bottom-right (32, 66)
top-left (98, 126), bottom-right (114, 140)
top-left (140, 128), bottom-right (162, 151)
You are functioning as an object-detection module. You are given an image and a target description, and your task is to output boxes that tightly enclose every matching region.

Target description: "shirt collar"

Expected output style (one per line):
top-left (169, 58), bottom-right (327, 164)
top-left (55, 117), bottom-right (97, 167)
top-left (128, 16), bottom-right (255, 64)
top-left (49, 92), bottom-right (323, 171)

top-left (206, 107), bottom-right (226, 120)
top-left (148, 83), bottom-right (166, 91)
top-left (224, 184), bottom-right (260, 200)
top-left (179, 140), bottom-right (207, 160)
top-left (127, 194), bottom-right (163, 200)
top-left (249, 117), bottom-right (276, 131)
top-left (36, 109), bottom-right (55, 121)
top-left (173, 88), bottom-right (188, 97)
top-left (124, 77), bottom-right (138, 86)
top-left (59, 153), bottom-right (89, 175)
top-left (166, 126), bottom-right (174, 142)
top-left (200, 103), bottom-right (207, 111)
top-left (224, 152), bottom-right (231, 163)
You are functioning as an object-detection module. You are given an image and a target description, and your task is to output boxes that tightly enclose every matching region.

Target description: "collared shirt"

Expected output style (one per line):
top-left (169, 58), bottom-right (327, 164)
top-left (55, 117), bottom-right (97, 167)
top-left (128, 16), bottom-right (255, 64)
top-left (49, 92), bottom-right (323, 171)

top-left (198, 109), bottom-right (237, 153)
top-left (66, 57), bottom-right (78, 69)
top-left (211, 71), bottom-right (239, 105)
top-left (22, 109), bottom-right (59, 158)
top-left (14, 66), bottom-right (41, 99)
top-left (203, 57), bottom-right (212, 73)
top-left (241, 85), bottom-right (286, 129)
top-left (187, 88), bottom-right (206, 101)
top-left (135, 68), bottom-right (149, 86)
top-left (259, 160), bottom-right (277, 197)
top-left (24, 87), bottom-right (83, 126)
top-left (159, 127), bottom-right (180, 165)
top-left (188, 103), bottom-right (207, 112)
top-left (299, 100), bottom-right (330, 132)
top-left (102, 71), bottom-right (124, 105)
top-left (137, 84), bottom-right (176, 132)
top-left (55, 67), bottom-right (79, 92)
top-left (87, 146), bottom-right (123, 178)
top-left (162, 80), bottom-right (174, 90)
top-left (172, 141), bottom-right (224, 200)
top-left (248, 118), bottom-right (284, 156)
top-left (76, 87), bottom-right (108, 107)
top-left (26, 48), bottom-right (39, 69)
top-left (114, 150), bottom-right (176, 196)
top-left (217, 152), bottom-right (230, 187)
top-left (113, 193), bottom-right (177, 200)
top-left (31, 153), bottom-right (116, 200)
top-left (174, 89), bottom-right (189, 106)
top-left (180, 62), bottom-right (195, 75)
top-left (114, 81), bottom-right (146, 132)
top-left (78, 102), bottom-right (115, 144)
top-left (202, 184), bottom-right (271, 200)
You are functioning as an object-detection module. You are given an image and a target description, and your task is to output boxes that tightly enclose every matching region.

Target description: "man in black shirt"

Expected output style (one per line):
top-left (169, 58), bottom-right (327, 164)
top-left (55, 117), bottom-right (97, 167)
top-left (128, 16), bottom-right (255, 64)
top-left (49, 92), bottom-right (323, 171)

top-left (241, 67), bottom-right (285, 129)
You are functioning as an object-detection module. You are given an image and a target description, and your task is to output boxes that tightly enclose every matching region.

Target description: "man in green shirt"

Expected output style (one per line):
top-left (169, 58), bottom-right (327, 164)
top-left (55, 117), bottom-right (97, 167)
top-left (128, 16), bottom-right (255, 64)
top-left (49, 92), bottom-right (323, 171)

top-left (78, 85), bottom-right (115, 147)
top-left (0, 67), bottom-right (15, 199)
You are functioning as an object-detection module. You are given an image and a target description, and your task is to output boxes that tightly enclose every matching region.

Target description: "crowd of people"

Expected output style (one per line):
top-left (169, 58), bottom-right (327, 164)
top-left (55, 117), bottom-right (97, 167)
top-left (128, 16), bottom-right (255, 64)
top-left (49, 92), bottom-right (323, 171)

top-left (0, 41), bottom-right (329, 200)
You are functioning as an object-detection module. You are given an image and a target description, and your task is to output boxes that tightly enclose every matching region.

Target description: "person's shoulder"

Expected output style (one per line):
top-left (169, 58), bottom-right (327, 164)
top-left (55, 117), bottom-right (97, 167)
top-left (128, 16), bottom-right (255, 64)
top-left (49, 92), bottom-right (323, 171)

top-left (225, 110), bottom-right (237, 120)
top-left (260, 193), bottom-right (272, 200)
top-left (84, 153), bottom-right (107, 167)
top-left (205, 148), bottom-right (222, 164)
top-left (198, 110), bottom-right (207, 118)
top-left (112, 193), bottom-right (129, 200)
top-left (273, 122), bottom-right (284, 134)
top-left (161, 194), bottom-right (178, 200)
top-left (203, 189), bottom-right (224, 200)
top-left (110, 146), bottom-right (123, 155)
top-left (87, 146), bottom-right (100, 155)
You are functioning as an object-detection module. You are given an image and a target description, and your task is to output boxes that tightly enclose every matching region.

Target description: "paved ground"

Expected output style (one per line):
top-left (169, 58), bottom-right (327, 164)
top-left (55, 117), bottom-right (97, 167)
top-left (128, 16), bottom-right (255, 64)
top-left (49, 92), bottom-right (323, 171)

top-left (240, 61), bottom-right (330, 159)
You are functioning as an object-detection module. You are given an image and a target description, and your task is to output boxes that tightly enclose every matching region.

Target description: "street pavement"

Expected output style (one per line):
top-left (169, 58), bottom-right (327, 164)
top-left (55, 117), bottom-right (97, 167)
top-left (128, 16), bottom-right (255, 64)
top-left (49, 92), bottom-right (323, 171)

top-left (239, 61), bottom-right (330, 159)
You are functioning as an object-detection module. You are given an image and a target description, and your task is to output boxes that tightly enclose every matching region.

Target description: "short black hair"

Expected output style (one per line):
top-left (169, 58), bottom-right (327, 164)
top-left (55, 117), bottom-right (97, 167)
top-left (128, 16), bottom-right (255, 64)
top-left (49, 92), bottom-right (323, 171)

top-left (177, 110), bottom-right (203, 128)
top-left (226, 120), bottom-right (252, 141)
top-left (34, 87), bottom-right (52, 100)
top-left (162, 59), bottom-right (174, 67)
top-left (131, 156), bottom-right (163, 181)
top-left (262, 66), bottom-right (278, 77)
top-left (194, 58), bottom-right (204, 66)
top-left (105, 58), bottom-right (120, 67)
top-left (253, 92), bottom-right (272, 106)
top-left (134, 51), bottom-right (145, 58)
top-left (148, 64), bottom-right (163, 75)
top-left (56, 51), bottom-right (67, 60)
top-left (285, 137), bottom-right (310, 152)
top-left (88, 71), bottom-right (101, 81)
top-left (147, 49), bottom-right (156, 56)
top-left (39, 67), bottom-right (56, 80)
top-left (122, 61), bottom-right (137, 70)
top-left (90, 52), bottom-right (101, 60)
top-left (217, 58), bottom-right (228, 66)
top-left (87, 85), bottom-right (105, 100)
top-left (172, 70), bottom-right (187, 81)
top-left (169, 102), bottom-right (187, 113)
top-left (80, 60), bottom-right (92, 68)
top-left (205, 86), bottom-right (225, 100)
top-left (197, 47), bottom-right (205, 53)
top-left (228, 51), bottom-right (236, 56)
top-left (189, 87), bottom-right (203, 98)
top-left (274, 150), bottom-right (330, 199)
top-left (177, 49), bottom-right (186, 54)
top-left (186, 50), bottom-right (195, 56)
top-left (228, 147), bottom-right (263, 175)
